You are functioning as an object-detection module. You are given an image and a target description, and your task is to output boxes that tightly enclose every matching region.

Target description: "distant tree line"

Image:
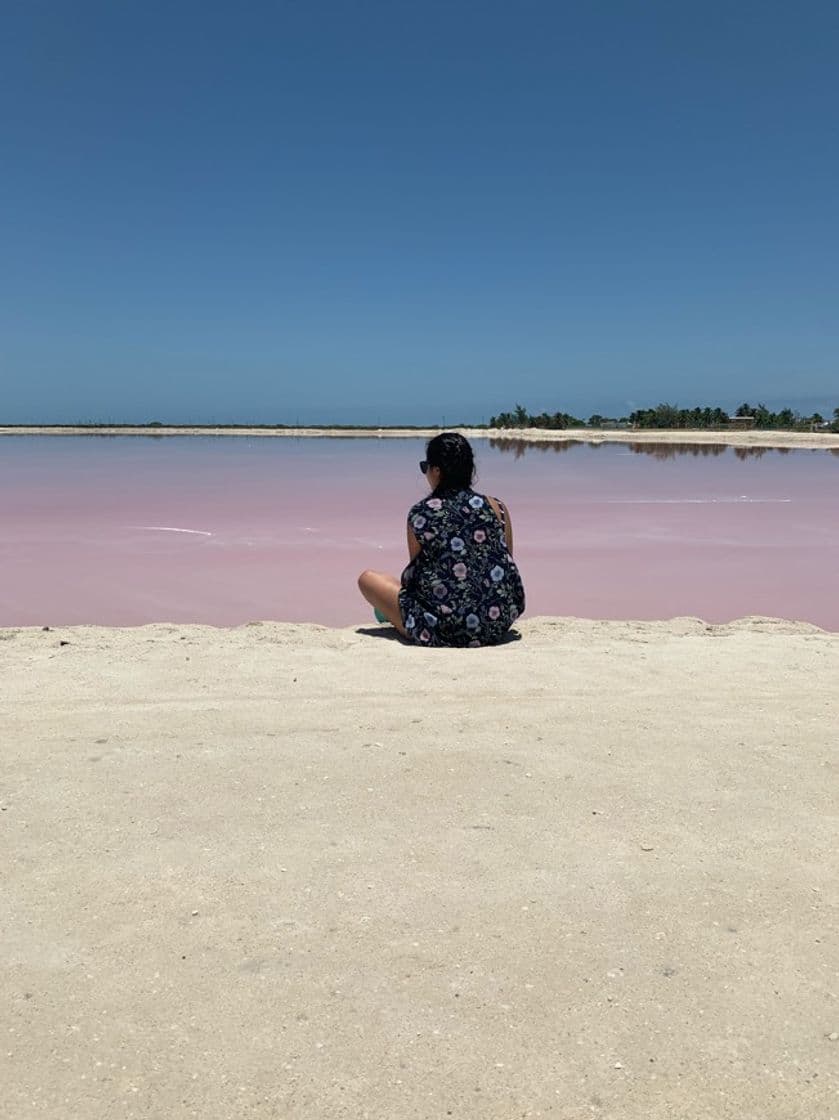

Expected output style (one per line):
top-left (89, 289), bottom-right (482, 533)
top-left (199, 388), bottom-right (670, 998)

top-left (488, 403), bottom-right (587, 429)
top-left (489, 402), bottom-right (839, 432)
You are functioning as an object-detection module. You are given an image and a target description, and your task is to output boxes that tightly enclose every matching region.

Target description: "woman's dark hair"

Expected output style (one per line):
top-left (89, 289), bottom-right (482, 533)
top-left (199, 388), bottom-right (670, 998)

top-left (426, 432), bottom-right (476, 495)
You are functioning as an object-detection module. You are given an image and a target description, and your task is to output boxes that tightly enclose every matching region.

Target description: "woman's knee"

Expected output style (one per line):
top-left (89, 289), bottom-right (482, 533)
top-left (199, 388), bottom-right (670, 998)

top-left (359, 569), bottom-right (388, 599)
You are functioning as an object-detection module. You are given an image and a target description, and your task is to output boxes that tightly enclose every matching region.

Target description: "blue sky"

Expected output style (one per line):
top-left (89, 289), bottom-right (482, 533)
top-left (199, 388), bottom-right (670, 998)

top-left (2, 0), bottom-right (837, 424)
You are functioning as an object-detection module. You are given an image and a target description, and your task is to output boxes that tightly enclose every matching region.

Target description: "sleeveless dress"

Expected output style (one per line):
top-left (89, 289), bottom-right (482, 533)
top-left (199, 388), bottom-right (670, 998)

top-left (398, 488), bottom-right (525, 647)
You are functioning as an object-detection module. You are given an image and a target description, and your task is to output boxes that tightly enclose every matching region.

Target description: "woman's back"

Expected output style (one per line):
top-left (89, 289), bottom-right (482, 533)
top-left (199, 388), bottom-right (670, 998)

top-left (399, 488), bottom-right (525, 647)
top-left (357, 432), bottom-right (526, 645)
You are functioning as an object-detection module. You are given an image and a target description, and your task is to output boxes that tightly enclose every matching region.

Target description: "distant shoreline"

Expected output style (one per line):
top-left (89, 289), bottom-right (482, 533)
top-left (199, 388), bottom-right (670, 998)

top-left (2, 424), bottom-right (839, 449)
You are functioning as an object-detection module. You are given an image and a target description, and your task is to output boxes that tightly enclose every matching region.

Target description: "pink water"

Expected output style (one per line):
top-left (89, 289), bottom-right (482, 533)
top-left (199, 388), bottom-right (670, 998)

top-left (2, 436), bottom-right (837, 630)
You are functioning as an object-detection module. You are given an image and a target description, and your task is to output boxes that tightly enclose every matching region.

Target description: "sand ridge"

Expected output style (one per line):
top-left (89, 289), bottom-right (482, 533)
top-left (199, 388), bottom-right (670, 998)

top-left (3, 616), bottom-right (838, 1118)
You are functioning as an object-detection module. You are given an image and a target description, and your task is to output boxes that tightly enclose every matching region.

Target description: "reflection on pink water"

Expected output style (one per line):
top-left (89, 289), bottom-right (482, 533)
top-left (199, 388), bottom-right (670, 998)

top-left (1, 436), bottom-right (837, 630)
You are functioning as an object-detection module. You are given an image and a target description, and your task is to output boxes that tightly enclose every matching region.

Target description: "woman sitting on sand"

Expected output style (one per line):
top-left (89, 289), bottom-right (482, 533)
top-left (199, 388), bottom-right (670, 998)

top-left (358, 432), bottom-right (525, 647)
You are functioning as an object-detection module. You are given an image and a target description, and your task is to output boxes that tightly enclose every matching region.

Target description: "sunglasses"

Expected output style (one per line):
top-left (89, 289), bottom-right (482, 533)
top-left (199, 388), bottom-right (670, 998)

top-left (419, 460), bottom-right (429, 474)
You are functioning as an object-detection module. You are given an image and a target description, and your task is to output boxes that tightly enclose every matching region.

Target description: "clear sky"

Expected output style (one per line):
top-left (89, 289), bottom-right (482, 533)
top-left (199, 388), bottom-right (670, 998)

top-left (2, 0), bottom-right (837, 424)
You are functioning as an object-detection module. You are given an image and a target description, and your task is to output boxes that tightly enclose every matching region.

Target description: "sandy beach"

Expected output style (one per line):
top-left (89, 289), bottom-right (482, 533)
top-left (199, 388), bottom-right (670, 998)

top-left (3, 425), bottom-right (839, 449)
top-left (4, 615), bottom-right (838, 1118)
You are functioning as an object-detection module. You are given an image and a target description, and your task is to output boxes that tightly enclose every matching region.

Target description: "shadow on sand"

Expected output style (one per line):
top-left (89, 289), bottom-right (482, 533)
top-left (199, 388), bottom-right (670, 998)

top-left (355, 625), bottom-right (523, 645)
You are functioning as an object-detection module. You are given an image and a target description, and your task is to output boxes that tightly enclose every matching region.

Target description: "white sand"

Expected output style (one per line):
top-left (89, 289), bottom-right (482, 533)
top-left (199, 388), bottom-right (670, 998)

top-left (3, 616), bottom-right (838, 1118)
top-left (3, 424), bottom-right (839, 448)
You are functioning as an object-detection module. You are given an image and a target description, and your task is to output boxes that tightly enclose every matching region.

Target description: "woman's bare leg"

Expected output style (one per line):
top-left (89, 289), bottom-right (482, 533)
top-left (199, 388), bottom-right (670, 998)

top-left (357, 570), bottom-right (407, 636)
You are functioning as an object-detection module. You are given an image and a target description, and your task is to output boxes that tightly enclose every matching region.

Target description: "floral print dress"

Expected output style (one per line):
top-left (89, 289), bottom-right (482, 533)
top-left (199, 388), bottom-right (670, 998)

top-left (398, 489), bottom-right (525, 647)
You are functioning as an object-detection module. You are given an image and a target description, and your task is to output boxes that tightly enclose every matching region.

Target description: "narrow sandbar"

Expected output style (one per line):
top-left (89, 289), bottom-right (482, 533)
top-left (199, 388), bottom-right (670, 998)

top-left (2, 425), bottom-right (839, 449)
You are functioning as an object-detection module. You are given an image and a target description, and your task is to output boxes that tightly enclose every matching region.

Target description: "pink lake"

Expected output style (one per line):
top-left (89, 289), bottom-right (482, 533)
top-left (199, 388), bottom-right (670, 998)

top-left (1, 435), bottom-right (838, 630)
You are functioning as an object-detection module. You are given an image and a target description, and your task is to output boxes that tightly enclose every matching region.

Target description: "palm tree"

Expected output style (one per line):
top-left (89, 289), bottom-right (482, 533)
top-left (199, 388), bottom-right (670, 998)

top-left (652, 403), bottom-right (681, 428)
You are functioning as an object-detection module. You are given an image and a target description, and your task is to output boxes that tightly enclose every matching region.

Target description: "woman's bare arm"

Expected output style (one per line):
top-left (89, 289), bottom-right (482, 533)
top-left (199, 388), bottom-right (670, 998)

top-left (407, 524), bottom-right (422, 562)
top-left (502, 502), bottom-right (514, 555)
top-left (486, 496), bottom-right (514, 556)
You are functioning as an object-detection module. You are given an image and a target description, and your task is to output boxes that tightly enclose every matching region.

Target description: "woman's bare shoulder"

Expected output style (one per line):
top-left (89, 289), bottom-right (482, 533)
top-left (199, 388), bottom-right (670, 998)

top-left (484, 494), bottom-right (507, 520)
